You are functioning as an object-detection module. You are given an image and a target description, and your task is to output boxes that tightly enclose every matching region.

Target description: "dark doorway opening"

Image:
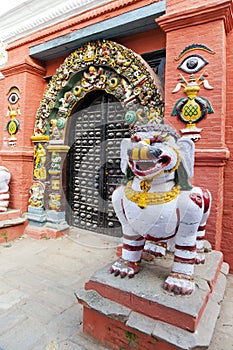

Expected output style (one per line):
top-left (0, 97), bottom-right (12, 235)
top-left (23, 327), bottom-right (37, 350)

top-left (65, 91), bottom-right (130, 236)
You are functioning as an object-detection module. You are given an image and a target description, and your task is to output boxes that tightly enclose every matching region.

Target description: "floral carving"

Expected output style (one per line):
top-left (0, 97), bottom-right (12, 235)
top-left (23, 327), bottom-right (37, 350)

top-left (34, 39), bottom-right (164, 140)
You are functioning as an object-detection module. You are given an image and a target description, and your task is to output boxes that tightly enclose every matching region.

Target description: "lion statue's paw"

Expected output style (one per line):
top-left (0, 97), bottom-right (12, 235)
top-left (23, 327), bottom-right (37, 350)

top-left (195, 249), bottom-right (205, 264)
top-left (163, 274), bottom-right (195, 295)
top-left (110, 259), bottom-right (140, 278)
top-left (143, 241), bottom-right (166, 258)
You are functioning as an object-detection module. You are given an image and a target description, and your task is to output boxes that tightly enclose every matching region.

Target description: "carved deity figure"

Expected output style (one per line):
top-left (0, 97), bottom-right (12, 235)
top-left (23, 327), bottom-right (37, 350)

top-left (0, 166), bottom-right (11, 212)
top-left (110, 124), bottom-right (211, 295)
top-left (33, 143), bottom-right (46, 180)
top-left (28, 181), bottom-right (44, 208)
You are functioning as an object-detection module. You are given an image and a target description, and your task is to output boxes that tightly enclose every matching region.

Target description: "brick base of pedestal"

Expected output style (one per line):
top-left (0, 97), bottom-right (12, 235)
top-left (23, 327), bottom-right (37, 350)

top-left (24, 224), bottom-right (70, 239)
top-left (76, 251), bottom-right (229, 350)
top-left (83, 307), bottom-right (175, 350)
top-left (0, 209), bottom-right (27, 243)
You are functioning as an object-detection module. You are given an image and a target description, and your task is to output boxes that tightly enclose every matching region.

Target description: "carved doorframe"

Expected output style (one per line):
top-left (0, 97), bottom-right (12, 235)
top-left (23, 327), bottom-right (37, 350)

top-left (27, 39), bottom-right (164, 236)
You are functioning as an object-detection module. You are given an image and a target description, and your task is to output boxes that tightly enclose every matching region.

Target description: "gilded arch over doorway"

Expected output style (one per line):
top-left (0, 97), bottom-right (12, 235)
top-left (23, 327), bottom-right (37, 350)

top-left (32, 39), bottom-right (164, 142)
top-left (28, 39), bottom-right (164, 236)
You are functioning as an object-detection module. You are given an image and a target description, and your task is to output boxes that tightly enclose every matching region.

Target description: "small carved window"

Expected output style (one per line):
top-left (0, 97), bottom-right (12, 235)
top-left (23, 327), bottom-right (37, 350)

top-left (142, 49), bottom-right (166, 89)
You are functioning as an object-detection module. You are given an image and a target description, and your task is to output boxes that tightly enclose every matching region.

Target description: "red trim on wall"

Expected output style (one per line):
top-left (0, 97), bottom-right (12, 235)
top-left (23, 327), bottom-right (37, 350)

top-left (157, 0), bottom-right (233, 33)
top-left (8, 0), bottom-right (162, 50)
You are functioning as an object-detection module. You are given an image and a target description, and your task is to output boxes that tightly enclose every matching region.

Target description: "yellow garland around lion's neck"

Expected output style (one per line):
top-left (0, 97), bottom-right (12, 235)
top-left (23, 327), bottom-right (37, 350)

top-left (125, 180), bottom-right (180, 208)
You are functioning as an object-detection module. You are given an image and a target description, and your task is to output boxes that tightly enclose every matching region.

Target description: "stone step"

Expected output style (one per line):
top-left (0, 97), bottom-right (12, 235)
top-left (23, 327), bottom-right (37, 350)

top-left (0, 209), bottom-right (27, 243)
top-left (0, 209), bottom-right (22, 222)
top-left (0, 217), bottom-right (26, 229)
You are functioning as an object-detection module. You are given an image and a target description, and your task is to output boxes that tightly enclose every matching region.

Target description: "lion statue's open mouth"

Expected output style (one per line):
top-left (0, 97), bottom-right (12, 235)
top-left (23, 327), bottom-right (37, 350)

top-left (127, 139), bottom-right (177, 179)
top-left (129, 155), bottom-right (171, 177)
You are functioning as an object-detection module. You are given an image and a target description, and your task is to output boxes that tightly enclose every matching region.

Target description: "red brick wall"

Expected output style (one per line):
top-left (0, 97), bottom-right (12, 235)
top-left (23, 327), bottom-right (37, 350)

top-left (161, 0), bottom-right (233, 270)
top-left (163, 19), bottom-right (227, 249)
top-left (223, 28), bottom-right (233, 270)
top-left (119, 28), bottom-right (166, 54)
top-left (166, 0), bottom-right (219, 13)
top-left (163, 19), bottom-right (226, 147)
top-left (0, 48), bottom-right (46, 212)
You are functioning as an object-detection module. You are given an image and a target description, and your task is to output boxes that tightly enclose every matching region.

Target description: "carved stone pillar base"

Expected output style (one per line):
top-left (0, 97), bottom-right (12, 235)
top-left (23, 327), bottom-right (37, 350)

top-left (26, 206), bottom-right (47, 227)
top-left (24, 207), bottom-right (69, 239)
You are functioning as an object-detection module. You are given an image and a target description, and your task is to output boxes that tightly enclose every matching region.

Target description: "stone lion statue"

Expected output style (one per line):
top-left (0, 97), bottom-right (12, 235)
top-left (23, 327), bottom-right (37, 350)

top-left (110, 124), bottom-right (211, 295)
top-left (0, 166), bottom-right (11, 212)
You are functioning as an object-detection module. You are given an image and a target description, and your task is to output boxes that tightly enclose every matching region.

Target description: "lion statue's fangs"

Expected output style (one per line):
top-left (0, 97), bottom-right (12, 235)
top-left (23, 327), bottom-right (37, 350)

top-left (110, 124), bottom-right (211, 295)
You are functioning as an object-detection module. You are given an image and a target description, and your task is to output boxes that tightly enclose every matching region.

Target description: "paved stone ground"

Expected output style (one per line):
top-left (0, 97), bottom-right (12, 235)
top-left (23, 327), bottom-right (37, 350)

top-left (0, 227), bottom-right (232, 350)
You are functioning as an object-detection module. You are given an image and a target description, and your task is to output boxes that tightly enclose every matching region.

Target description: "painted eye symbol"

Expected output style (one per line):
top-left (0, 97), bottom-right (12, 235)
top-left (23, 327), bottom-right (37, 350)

top-left (178, 55), bottom-right (208, 73)
top-left (8, 92), bottom-right (20, 104)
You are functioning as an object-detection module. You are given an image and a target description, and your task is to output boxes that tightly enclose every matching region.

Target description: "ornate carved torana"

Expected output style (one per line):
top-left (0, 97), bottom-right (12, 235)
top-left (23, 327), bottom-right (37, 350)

top-left (28, 39), bottom-right (164, 232)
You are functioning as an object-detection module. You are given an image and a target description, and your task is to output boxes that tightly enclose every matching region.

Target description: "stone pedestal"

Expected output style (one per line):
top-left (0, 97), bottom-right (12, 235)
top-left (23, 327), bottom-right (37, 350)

top-left (24, 207), bottom-right (69, 239)
top-left (76, 251), bottom-right (228, 350)
top-left (26, 206), bottom-right (47, 227)
top-left (0, 209), bottom-right (27, 243)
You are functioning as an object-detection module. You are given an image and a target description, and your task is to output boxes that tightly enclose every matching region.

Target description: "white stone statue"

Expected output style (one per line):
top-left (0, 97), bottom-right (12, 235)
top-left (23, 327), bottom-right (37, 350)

top-left (0, 166), bottom-right (11, 212)
top-left (110, 124), bottom-right (211, 295)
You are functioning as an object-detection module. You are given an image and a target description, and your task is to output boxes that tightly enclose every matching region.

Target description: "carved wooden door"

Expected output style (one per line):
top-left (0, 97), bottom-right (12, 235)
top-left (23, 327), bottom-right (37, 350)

top-left (66, 92), bottom-right (129, 236)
